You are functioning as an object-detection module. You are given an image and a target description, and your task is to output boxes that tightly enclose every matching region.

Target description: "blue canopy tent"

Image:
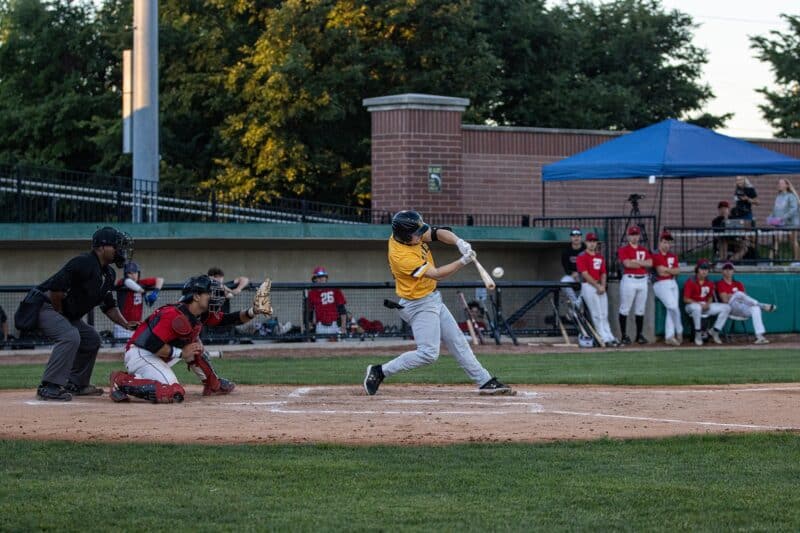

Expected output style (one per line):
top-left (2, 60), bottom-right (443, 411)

top-left (541, 118), bottom-right (800, 233)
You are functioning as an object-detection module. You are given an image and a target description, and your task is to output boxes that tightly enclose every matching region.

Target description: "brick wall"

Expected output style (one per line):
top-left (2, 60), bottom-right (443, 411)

top-left (366, 95), bottom-right (800, 229)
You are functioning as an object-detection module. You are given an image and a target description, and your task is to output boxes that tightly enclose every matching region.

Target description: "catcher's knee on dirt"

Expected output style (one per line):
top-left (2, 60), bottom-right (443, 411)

top-left (112, 372), bottom-right (185, 403)
top-left (188, 351), bottom-right (235, 395)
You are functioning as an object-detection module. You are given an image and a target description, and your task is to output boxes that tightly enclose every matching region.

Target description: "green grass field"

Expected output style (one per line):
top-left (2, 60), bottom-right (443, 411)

top-left (2, 348), bottom-right (799, 530)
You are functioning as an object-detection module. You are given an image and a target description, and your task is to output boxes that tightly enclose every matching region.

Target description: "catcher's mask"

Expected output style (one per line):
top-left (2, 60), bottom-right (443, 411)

top-left (92, 226), bottom-right (134, 268)
top-left (391, 210), bottom-right (429, 244)
top-left (180, 275), bottom-right (225, 313)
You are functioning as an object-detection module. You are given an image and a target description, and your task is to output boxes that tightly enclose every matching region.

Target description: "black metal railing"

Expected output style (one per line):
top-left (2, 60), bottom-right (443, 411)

top-left (664, 226), bottom-right (800, 266)
top-left (0, 281), bottom-right (579, 348)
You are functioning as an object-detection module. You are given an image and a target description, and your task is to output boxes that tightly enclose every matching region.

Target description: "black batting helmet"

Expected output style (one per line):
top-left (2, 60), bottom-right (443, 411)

top-left (391, 210), bottom-right (429, 243)
top-left (91, 226), bottom-right (134, 268)
top-left (180, 275), bottom-right (225, 312)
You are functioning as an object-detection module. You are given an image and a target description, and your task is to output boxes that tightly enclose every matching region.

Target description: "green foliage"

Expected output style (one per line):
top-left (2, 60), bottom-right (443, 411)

top-left (752, 14), bottom-right (800, 138)
top-left (1, 348), bottom-right (799, 389)
top-left (1, 434), bottom-right (799, 530)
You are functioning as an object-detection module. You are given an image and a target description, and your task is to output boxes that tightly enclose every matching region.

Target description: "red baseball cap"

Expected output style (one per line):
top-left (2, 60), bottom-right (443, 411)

top-left (696, 259), bottom-right (711, 269)
top-left (721, 262), bottom-right (735, 270)
top-left (659, 230), bottom-right (673, 241)
top-left (627, 226), bottom-right (641, 236)
top-left (311, 266), bottom-right (328, 280)
top-left (585, 232), bottom-right (599, 241)
top-left (718, 200), bottom-right (730, 208)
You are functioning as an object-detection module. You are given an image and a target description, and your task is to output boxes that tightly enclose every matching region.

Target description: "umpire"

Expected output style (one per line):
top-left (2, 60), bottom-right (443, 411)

top-left (35, 227), bottom-right (138, 401)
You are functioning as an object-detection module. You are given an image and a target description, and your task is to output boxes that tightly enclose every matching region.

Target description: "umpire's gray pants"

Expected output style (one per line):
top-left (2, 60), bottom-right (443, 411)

top-left (38, 303), bottom-right (102, 387)
top-left (383, 291), bottom-right (492, 386)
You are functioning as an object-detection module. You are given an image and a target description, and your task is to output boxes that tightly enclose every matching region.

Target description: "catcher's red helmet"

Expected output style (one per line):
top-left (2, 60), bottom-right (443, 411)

top-left (311, 266), bottom-right (328, 281)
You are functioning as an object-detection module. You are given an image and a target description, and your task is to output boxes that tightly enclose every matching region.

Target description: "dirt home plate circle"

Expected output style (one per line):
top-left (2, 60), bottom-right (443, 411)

top-left (492, 266), bottom-right (504, 278)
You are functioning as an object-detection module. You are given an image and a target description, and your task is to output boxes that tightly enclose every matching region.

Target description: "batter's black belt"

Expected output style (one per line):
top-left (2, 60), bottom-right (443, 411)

top-left (624, 274), bottom-right (647, 279)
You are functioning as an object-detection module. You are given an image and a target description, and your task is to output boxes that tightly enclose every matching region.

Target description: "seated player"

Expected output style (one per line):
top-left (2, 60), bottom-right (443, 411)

top-left (458, 300), bottom-right (488, 336)
top-left (109, 275), bottom-right (268, 403)
top-left (682, 259), bottom-right (730, 346)
top-left (715, 262), bottom-right (776, 345)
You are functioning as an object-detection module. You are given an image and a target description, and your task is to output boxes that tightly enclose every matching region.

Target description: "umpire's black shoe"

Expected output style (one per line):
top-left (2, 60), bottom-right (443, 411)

top-left (65, 383), bottom-right (105, 396)
top-left (36, 383), bottom-right (72, 401)
top-left (636, 335), bottom-right (649, 345)
top-left (620, 335), bottom-right (632, 346)
top-left (364, 365), bottom-right (384, 396)
top-left (479, 377), bottom-right (515, 396)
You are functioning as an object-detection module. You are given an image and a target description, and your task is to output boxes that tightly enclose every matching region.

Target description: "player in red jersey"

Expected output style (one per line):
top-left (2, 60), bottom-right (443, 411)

top-left (652, 231), bottom-right (683, 346)
top-left (307, 266), bottom-right (347, 341)
top-left (617, 226), bottom-right (653, 344)
top-left (114, 261), bottom-right (164, 342)
top-left (683, 260), bottom-right (730, 346)
top-left (716, 262), bottom-right (776, 344)
top-left (576, 232), bottom-right (619, 346)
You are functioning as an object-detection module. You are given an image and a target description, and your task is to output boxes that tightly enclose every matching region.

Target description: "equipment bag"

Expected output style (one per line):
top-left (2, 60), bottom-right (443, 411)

top-left (14, 288), bottom-right (48, 331)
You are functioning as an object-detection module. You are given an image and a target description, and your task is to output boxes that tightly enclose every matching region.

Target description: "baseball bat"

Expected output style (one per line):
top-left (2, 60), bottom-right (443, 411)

top-left (472, 256), bottom-right (496, 290)
top-left (457, 291), bottom-right (481, 346)
top-left (579, 309), bottom-right (606, 348)
top-left (549, 298), bottom-right (574, 346)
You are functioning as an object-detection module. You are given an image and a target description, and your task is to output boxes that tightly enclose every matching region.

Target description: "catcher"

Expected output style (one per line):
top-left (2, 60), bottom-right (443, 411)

top-left (109, 274), bottom-right (272, 403)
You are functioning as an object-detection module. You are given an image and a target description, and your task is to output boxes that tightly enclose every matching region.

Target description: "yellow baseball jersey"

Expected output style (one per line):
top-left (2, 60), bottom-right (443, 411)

top-left (388, 237), bottom-right (437, 299)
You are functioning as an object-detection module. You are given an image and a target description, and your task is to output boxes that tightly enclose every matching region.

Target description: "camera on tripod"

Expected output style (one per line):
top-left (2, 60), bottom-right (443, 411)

top-left (627, 193), bottom-right (645, 203)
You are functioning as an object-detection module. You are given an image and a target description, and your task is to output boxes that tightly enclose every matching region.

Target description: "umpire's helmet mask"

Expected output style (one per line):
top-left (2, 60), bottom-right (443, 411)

top-left (180, 275), bottom-right (225, 313)
top-left (392, 210), bottom-right (429, 244)
top-left (92, 226), bottom-right (134, 269)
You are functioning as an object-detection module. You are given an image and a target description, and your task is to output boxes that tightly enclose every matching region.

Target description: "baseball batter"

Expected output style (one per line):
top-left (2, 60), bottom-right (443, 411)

top-left (363, 210), bottom-right (513, 396)
top-left (652, 231), bottom-right (683, 346)
top-left (576, 232), bottom-right (619, 346)
top-left (683, 259), bottom-right (730, 346)
top-left (617, 226), bottom-right (652, 344)
top-left (716, 262), bottom-right (776, 345)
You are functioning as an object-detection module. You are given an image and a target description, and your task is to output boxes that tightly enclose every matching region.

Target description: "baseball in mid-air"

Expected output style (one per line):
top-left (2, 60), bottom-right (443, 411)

top-left (492, 266), bottom-right (504, 278)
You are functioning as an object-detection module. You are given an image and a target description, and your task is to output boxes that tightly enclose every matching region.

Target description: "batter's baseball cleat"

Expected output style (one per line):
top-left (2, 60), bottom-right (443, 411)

top-left (479, 377), bottom-right (515, 395)
top-left (363, 364), bottom-right (384, 396)
top-left (65, 383), bottom-right (104, 396)
top-left (36, 383), bottom-right (72, 401)
top-left (708, 328), bottom-right (723, 344)
top-left (203, 378), bottom-right (236, 396)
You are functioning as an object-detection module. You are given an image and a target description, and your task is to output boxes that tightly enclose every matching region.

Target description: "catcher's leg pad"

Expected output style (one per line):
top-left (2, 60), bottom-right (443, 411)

top-left (188, 352), bottom-right (236, 395)
top-left (112, 371), bottom-right (185, 403)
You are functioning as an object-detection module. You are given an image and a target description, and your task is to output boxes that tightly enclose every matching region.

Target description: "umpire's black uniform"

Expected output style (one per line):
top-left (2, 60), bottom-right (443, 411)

top-left (36, 227), bottom-right (131, 401)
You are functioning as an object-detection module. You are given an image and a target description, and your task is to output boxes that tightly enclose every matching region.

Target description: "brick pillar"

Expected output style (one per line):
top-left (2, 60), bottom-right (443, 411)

top-left (363, 94), bottom-right (467, 218)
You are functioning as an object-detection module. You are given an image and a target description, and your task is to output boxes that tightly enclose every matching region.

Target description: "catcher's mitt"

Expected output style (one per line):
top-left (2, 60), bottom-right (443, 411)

top-left (252, 278), bottom-right (273, 315)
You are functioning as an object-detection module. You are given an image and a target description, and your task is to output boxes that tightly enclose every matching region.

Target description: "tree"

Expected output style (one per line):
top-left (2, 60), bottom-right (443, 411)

top-left (478, 0), bottom-right (729, 130)
top-left (751, 14), bottom-right (800, 138)
top-left (216, 0), bottom-right (498, 205)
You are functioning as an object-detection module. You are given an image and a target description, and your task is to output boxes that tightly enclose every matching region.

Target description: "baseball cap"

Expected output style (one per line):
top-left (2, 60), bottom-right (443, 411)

top-left (123, 261), bottom-right (140, 274)
top-left (696, 259), bottom-right (711, 269)
top-left (311, 266), bottom-right (328, 280)
top-left (570, 228), bottom-right (582, 236)
top-left (585, 232), bottom-right (599, 241)
top-left (659, 230), bottom-right (673, 241)
top-left (721, 262), bottom-right (735, 270)
top-left (627, 226), bottom-right (641, 236)
top-left (718, 200), bottom-right (730, 208)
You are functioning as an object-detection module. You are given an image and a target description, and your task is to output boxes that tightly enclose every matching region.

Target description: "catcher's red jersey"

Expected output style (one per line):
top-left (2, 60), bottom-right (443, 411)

top-left (308, 287), bottom-right (346, 324)
top-left (126, 304), bottom-right (228, 352)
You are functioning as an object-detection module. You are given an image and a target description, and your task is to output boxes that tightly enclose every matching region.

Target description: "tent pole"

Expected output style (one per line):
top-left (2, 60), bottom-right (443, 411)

top-left (656, 176), bottom-right (665, 238)
top-left (541, 180), bottom-right (546, 217)
top-left (680, 177), bottom-right (685, 226)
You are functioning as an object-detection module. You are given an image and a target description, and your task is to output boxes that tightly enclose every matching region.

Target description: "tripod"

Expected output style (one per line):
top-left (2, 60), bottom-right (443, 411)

top-left (620, 194), bottom-right (650, 249)
top-left (488, 287), bottom-right (518, 346)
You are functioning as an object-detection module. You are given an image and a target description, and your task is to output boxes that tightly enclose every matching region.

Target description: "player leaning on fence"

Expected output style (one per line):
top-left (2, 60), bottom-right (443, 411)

top-left (363, 210), bottom-right (513, 396)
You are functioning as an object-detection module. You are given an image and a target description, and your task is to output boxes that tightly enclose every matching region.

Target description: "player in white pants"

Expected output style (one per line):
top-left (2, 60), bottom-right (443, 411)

top-left (682, 260), bottom-right (730, 345)
top-left (716, 262), bottom-right (776, 344)
top-left (560, 228), bottom-right (586, 307)
top-left (652, 231), bottom-right (683, 345)
top-left (617, 226), bottom-right (653, 344)
top-left (363, 210), bottom-right (513, 396)
top-left (576, 232), bottom-right (619, 346)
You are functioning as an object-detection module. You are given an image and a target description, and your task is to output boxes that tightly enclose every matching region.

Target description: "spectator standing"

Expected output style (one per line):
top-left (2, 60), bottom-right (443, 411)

top-left (652, 231), bottom-right (683, 346)
top-left (682, 259), bottom-right (730, 346)
top-left (576, 232), bottom-right (619, 346)
top-left (34, 227), bottom-right (138, 401)
top-left (560, 228), bottom-right (586, 307)
top-left (617, 226), bottom-right (652, 345)
top-left (730, 176), bottom-right (759, 220)
top-left (715, 262), bottom-right (776, 345)
top-left (768, 178), bottom-right (800, 260)
top-left (114, 261), bottom-right (164, 341)
top-left (307, 266), bottom-right (347, 340)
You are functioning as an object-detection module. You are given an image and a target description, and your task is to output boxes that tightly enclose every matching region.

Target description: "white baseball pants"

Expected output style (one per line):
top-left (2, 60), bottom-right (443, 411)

top-left (619, 275), bottom-right (648, 316)
top-left (653, 279), bottom-right (683, 339)
top-left (728, 292), bottom-right (766, 336)
top-left (315, 323), bottom-right (341, 336)
top-left (124, 346), bottom-right (180, 385)
top-left (580, 283), bottom-right (616, 343)
top-left (382, 291), bottom-right (492, 386)
top-left (560, 275), bottom-right (581, 306)
top-left (685, 302), bottom-right (731, 332)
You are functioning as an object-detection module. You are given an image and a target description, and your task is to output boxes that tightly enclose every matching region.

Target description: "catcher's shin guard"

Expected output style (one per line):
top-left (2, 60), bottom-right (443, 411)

top-left (188, 351), bottom-right (236, 396)
top-left (110, 371), bottom-right (185, 403)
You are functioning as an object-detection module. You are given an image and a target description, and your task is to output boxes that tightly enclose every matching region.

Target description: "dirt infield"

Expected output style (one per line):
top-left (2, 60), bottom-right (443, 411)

top-left (1, 383), bottom-right (798, 445)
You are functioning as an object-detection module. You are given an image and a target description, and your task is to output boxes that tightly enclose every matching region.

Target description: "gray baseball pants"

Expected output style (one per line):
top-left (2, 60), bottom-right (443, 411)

top-left (38, 303), bottom-right (102, 387)
top-left (382, 291), bottom-right (492, 386)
